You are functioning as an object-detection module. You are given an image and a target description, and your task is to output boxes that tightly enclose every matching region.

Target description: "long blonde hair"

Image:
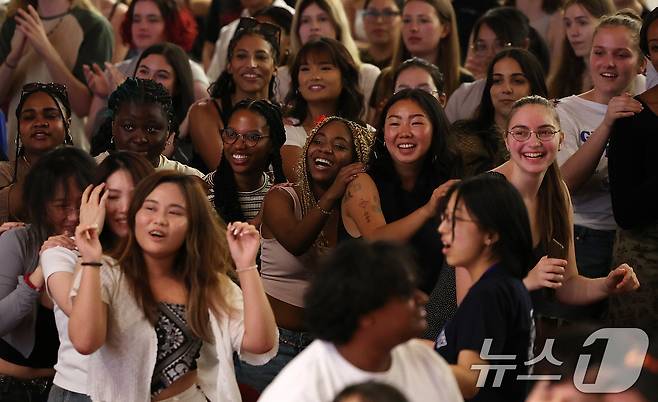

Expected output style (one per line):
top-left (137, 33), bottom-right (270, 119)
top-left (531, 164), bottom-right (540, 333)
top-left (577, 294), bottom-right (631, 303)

top-left (117, 171), bottom-right (235, 342)
top-left (289, 0), bottom-right (362, 67)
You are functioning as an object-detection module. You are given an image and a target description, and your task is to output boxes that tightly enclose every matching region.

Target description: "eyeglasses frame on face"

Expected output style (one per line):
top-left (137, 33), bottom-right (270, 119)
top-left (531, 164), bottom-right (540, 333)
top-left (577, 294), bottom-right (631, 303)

top-left (221, 127), bottom-right (270, 147)
top-left (235, 17), bottom-right (282, 51)
top-left (394, 85), bottom-right (443, 97)
top-left (439, 212), bottom-right (477, 226)
top-left (507, 127), bottom-right (561, 142)
top-left (470, 40), bottom-right (512, 57)
top-left (362, 8), bottom-right (401, 21)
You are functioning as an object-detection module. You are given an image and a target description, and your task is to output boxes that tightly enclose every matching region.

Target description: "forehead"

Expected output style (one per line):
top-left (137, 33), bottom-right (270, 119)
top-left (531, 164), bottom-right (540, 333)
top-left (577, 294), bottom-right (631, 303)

top-left (106, 169), bottom-right (135, 188)
top-left (397, 67), bottom-right (432, 84)
top-left (146, 182), bottom-right (186, 204)
top-left (403, 0), bottom-right (436, 15)
top-left (52, 176), bottom-right (83, 200)
top-left (228, 108), bottom-right (267, 129)
top-left (234, 33), bottom-right (272, 51)
top-left (138, 54), bottom-right (173, 69)
top-left (509, 104), bottom-right (558, 126)
top-left (476, 22), bottom-right (497, 40)
top-left (21, 91), bottom-right (59, 110)
top-left (493, 57), bottom-right (523, 73)
top-left (300, 48), bottom-right (335, 64)
top-left (134, 0), bottom-right (161, 15)
top-left (565, 3), bottom-right (593, 19)
top-left (302, 2), bottom-right (328, 16)
top-left (317, 120), bottom-right (352, 139)
top-left (116, 101), bottom-right (168, 121)
top-left (387, 98), bottom-right (427, 117)
top-left (593, 25), bottom-right (635, 48)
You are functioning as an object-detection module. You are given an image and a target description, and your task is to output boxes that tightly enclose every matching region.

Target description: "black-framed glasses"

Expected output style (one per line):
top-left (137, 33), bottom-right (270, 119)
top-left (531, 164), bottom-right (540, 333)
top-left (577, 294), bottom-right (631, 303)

top-left (440, 213), bottom-right (477, 226)
top-left (363, 8), bottom-right (401, 20)
top-left (221, 128), bottom-right (269, 147)
top-left (507, 127), bottom-right (560, 142)
top-left (236, 17), bottom-right (281, 48)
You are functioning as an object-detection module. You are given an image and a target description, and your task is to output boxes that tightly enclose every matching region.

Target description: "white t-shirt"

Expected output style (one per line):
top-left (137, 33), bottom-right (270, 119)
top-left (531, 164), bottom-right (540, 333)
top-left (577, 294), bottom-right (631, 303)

top-left (41, 246), bottom-right (88, 394)
top-left (283, 124), bottom-right (308, 148)
top-left (556, 95), bottom-right (615, 230)
top-left (95, 152), bottom-right (204, 178)
top-left (258, 339), bottom-right (463, 402)
top-left (444, 79), bottom-right (486, 123)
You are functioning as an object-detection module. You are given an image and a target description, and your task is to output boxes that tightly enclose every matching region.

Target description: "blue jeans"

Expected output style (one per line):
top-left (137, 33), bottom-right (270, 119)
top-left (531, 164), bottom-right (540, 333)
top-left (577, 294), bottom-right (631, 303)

top-left (573, 225), bottom-right (616, 278)
top-left (234, 327), bottom-right (313, 392)
top-left (47, 384), bottom-right (90, 402)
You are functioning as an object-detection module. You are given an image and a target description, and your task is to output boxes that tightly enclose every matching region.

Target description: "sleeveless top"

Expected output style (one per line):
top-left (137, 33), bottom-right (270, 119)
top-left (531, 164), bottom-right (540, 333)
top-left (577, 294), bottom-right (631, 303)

top-left (151, 302), bottom-right (202, 396)
top-left (260, 185), bottom-right (323, 308)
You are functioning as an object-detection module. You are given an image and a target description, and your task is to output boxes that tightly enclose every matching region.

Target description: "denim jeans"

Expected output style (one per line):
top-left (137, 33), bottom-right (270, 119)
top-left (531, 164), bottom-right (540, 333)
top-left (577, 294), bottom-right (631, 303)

top-left (234, 327), bottom-right (313, 392)
top-left (573, 225), bottom-right (616, 278)
top-left (47, 384), bottom-right (91, 402)
top-left (0, 375), bottom-right (52, 402)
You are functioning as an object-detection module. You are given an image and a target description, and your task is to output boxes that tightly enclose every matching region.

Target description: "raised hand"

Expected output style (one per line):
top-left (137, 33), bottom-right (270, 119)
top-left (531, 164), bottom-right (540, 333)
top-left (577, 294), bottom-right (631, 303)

top-left (322, 162), bottom-right (366, 207)
top-left (6, 28), bottom-right (27, 67)
top-left (523, 256), bottom-right (567, 291)
top-left (15, 5), bottom-right (55, 59)
top-left (83, 63), bottom-right (112, 99)
top-left (601, 93), bottom-right (643, 130)
top-left (79, 183), bottom-right (109, 235)
top-left (424, 179), bottom-right (460, 218)
top-left (226, 222), bottom-right (260, 271)
top-left (605, 263), bottom-right (639, 294)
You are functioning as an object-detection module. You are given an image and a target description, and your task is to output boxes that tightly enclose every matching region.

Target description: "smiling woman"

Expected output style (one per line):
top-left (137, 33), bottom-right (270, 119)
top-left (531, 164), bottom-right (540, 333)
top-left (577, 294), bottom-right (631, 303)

top-left (0, 82), bottom-right (73, 224)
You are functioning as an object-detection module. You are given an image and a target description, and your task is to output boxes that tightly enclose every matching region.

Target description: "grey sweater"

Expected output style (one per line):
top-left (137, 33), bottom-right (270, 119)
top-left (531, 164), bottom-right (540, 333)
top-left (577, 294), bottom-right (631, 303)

top-left (0, 226), bottom-right (41, 357)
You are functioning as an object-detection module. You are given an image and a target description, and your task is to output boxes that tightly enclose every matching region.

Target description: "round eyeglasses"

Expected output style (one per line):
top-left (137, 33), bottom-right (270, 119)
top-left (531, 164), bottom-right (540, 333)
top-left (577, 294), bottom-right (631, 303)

top-left (221, 128), bottom-right (269, 147)
top-left (507, 127), bottom-right (560, 142)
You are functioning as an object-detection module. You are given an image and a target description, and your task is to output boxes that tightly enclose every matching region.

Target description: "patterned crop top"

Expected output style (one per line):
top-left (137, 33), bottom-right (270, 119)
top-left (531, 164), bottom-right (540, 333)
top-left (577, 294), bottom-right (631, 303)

top-left (151, 302), bottom-right (203, 396)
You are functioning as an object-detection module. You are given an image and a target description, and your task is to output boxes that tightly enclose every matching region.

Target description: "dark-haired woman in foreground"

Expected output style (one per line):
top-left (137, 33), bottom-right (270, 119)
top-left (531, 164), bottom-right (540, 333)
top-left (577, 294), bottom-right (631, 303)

top-left (435, 173), bottom-right (535, 401)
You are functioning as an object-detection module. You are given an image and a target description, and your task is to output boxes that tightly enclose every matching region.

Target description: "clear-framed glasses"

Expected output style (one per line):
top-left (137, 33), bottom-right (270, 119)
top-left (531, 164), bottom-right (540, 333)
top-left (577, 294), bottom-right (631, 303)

top-left (221, 128), bottom-right (269, 147)
top-left (507, 127), bottom-right (560, 142)
top-left (470, 39), bottom-right (512, 57)
top-left (363, 8), bottom-right (401, 21)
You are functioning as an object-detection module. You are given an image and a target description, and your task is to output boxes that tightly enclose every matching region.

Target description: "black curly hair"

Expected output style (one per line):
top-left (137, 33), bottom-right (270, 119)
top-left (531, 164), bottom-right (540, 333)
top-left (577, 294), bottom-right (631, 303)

top-left (91, 78), bottom-right (175, 157)
top-left (213, 99), bottom-right (287, 223)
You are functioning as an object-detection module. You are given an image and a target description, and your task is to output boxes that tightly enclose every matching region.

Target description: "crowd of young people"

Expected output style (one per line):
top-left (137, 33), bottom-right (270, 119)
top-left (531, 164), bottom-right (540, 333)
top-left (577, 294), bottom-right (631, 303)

top-left (0, 0), bottom-right (655, 401)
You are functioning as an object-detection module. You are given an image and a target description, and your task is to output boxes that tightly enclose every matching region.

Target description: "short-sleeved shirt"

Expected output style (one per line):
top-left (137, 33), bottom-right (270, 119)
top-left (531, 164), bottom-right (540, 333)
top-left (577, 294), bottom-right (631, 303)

top-left (0, 7), bottom-right (113, 153)
top-left (436, 264), bottom-right (534, 402)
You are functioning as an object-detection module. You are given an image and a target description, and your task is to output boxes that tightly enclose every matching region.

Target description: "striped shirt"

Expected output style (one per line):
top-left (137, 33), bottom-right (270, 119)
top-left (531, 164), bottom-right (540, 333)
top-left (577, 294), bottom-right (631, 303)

top-left (204, 171), bottom-right (272, 220)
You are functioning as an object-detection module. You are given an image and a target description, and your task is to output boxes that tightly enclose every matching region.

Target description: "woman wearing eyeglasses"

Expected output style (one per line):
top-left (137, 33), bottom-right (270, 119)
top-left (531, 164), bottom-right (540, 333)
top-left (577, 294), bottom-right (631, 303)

top-left (483, 96), bottom-right (638, 334)
top-left (186, 19), bottom-right (280, 174)
top-left (0, 82), bottom-right (73, 225)
top-left (393, 57), bottom-right (446, 106)
top-left (203, 100), bottom-right (286, 226)
top-left (451, 48), bottom-right (546, 178)
top-left (360, 0), bottom-right (403, 69)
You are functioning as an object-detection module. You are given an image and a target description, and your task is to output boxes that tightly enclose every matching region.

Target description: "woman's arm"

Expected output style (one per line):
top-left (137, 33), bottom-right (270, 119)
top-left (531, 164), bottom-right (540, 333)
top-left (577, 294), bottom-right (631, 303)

top-left (0, 229), bottom-right (41, 335)
top-left (263, 163), bottom-right (364, 256)
top-left (0, 23), bottom-right (27, 102)
top-left (187, 100), bottom-right (223, 170)
top-left (342, 174), bottom-right (458, 242)
top-left (68, 185), bottom-right (109, 355)
top-left (560, 94), bottom-right (643, 192)
top-left (281, 145), bottom-right (302, 182)
top-left (41, 235), bottom-right (78, 316)
top-left (450, 350), bottom-right (486, 399)
top-left (226, 222), bottom-right (276, 354)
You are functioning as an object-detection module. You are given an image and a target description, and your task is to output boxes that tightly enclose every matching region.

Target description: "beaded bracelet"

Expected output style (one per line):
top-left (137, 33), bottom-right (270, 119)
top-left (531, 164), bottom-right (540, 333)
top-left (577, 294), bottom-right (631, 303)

top-left (236, 264), bottom-right (258, 273)
top-left (81, 261), bottom-right (103, 267)
top-left (316, 205), bottom-right (333, 216)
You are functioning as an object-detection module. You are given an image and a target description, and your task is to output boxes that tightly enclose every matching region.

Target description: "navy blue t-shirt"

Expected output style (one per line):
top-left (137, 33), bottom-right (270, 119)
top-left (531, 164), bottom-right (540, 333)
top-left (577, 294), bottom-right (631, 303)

top-left (435, 264), bottom-right (534, 402)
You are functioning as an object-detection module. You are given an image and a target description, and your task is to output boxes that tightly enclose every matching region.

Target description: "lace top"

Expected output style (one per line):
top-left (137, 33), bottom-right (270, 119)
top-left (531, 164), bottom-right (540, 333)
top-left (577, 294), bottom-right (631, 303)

top-left (151, 302), bottom-right (202, 396)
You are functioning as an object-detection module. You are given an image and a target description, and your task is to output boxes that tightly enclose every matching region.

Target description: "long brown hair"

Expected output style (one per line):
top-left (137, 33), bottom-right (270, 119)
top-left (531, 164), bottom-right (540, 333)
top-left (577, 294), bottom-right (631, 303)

top-left (391, 0), bottom-right (462, 96)
top-left (506, 96), bottom-right (571, 251)
top-left (548, 0), bottom-right (615, 98)
top-left (117, 171), bottom-right (235, 341)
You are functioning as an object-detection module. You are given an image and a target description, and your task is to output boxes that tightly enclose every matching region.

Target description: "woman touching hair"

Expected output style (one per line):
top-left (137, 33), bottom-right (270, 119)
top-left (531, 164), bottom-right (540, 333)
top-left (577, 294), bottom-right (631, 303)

top-left (68, 171), bottom-right (277, 401)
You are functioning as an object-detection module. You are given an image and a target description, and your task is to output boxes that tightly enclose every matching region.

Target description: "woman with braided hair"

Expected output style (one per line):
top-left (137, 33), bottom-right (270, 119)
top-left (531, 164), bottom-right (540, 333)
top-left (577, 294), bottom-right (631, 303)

top-left (203, 99), bottom-right (287, 226)
top-left (238, 115), bottom-right (373, 392)
top-left (92, 77), bottom-right (203, 177)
